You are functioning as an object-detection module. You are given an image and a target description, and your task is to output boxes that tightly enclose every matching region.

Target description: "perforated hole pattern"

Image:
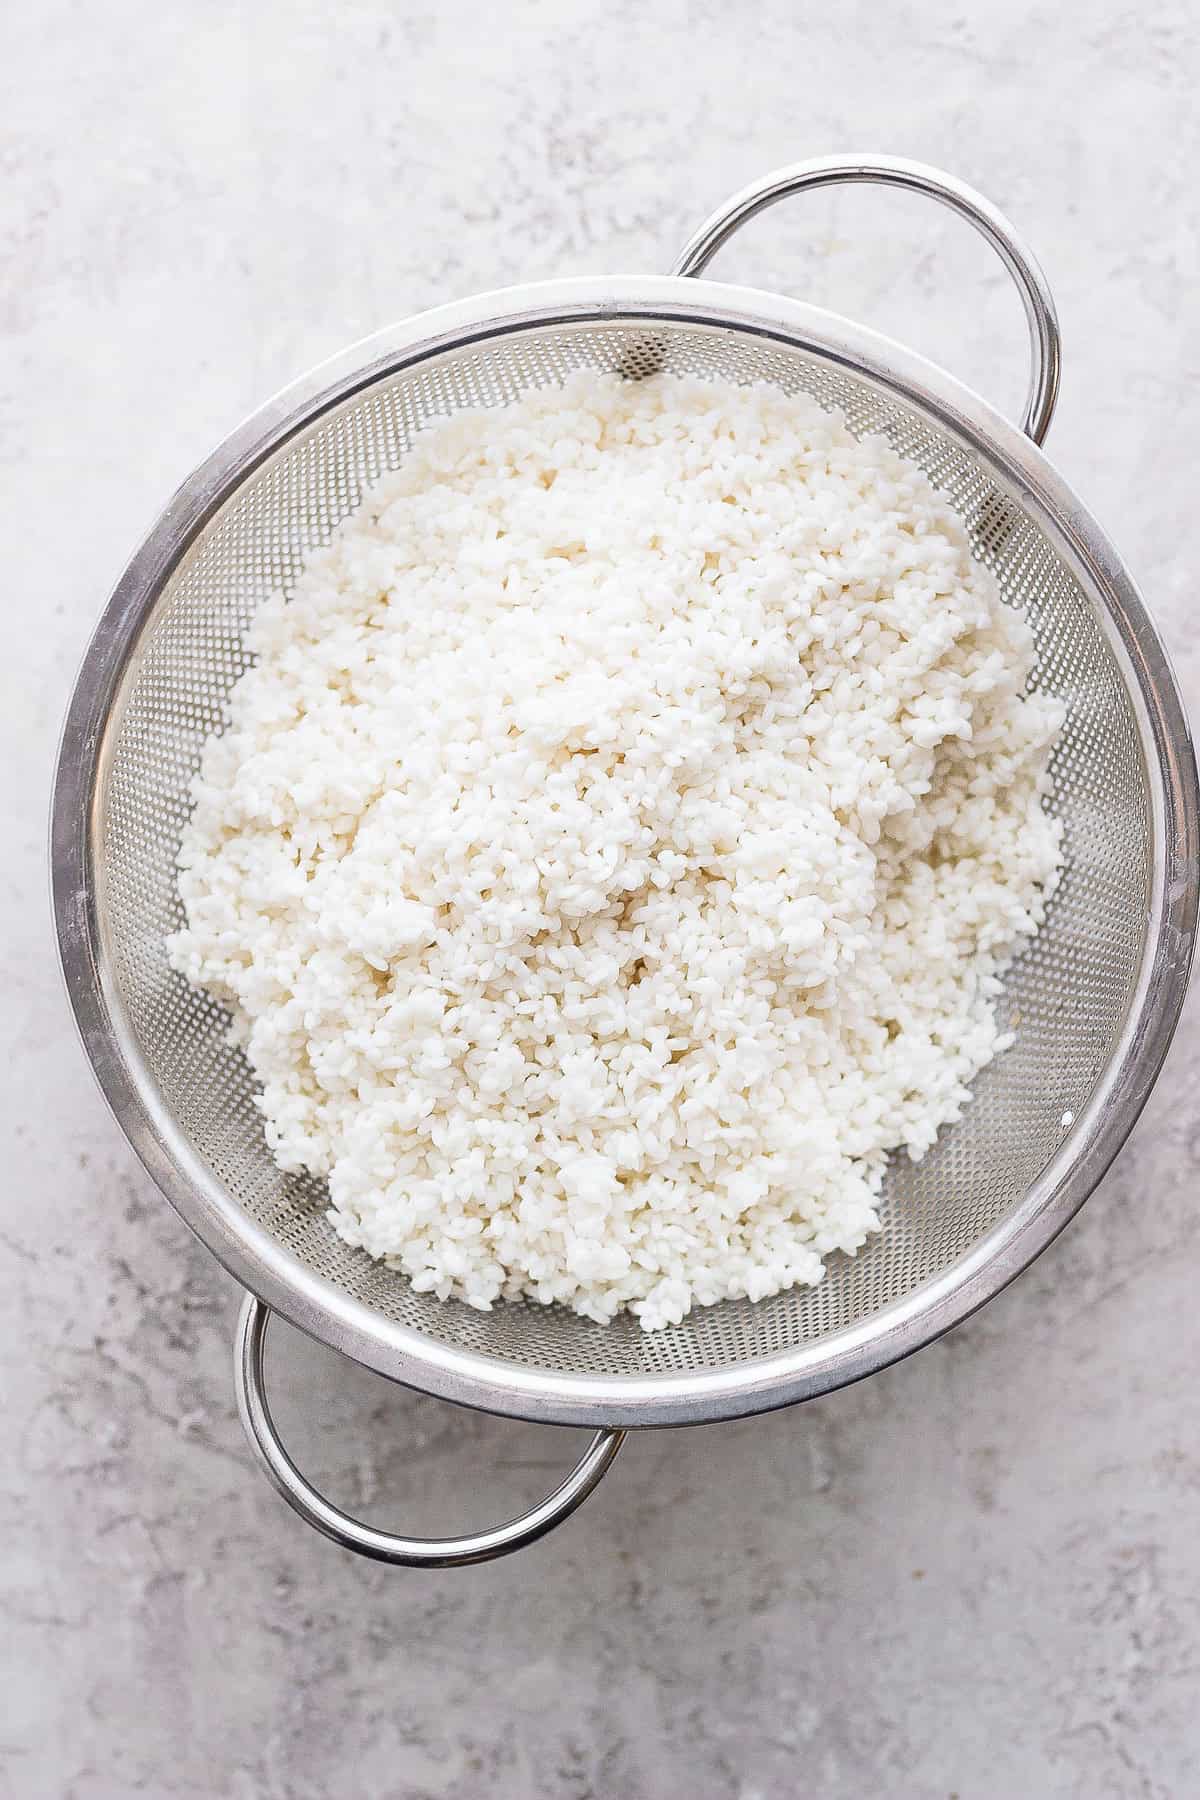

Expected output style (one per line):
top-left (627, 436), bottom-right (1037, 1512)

top-left (99, 318), bottom-right (1150, 1383)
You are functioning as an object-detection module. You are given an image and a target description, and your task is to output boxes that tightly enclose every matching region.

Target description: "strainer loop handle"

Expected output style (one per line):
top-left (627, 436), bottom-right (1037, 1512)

top-left (234, 1294), bottom-right (626, 1566)
top-left (671, 154), bottom-right (1061, 446)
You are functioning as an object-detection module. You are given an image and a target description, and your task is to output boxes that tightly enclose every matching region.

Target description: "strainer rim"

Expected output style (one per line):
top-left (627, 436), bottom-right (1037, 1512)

top-left (52, 275), bottom-right (1200, 1426)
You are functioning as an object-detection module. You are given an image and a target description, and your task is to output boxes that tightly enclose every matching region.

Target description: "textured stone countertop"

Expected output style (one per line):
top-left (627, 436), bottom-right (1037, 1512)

top-left (5, 3), bottom-right (1200, 1796)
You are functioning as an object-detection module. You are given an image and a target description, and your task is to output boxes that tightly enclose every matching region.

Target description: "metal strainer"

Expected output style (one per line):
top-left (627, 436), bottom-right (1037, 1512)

top-left (53, 157), bottom-right (1199, 1566)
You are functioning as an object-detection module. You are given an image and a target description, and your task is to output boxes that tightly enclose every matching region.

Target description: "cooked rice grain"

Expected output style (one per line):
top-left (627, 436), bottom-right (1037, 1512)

top-left (169, 372), bottom-right (1064, 1330)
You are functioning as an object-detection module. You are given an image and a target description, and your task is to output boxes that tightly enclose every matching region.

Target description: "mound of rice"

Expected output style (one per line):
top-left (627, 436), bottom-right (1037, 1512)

top-left (169, 371), bottom-right (1064, 1331)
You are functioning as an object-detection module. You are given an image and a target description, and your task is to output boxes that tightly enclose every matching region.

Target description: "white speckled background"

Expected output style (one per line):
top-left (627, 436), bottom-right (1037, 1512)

top-left (6, 3), bottom-right (1200, 1796)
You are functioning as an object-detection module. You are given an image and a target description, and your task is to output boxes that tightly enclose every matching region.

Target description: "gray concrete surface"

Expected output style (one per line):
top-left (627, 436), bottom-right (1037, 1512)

top-left (6, 2), bottom-right (1200, 1796)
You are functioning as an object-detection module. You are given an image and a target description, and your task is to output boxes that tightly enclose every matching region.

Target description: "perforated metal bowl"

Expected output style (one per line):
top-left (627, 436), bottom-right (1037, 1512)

top-left (53, 158), bottom-right (1198, 1566)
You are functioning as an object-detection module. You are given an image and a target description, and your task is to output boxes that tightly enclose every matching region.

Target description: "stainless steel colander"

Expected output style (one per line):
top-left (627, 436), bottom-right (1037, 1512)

top-left (53, 157), bottom-right (1199, 1567)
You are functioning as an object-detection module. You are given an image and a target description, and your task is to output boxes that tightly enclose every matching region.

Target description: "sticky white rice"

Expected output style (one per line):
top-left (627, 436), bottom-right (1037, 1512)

top-left (170, 372), bottom-right (1064, 1330)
